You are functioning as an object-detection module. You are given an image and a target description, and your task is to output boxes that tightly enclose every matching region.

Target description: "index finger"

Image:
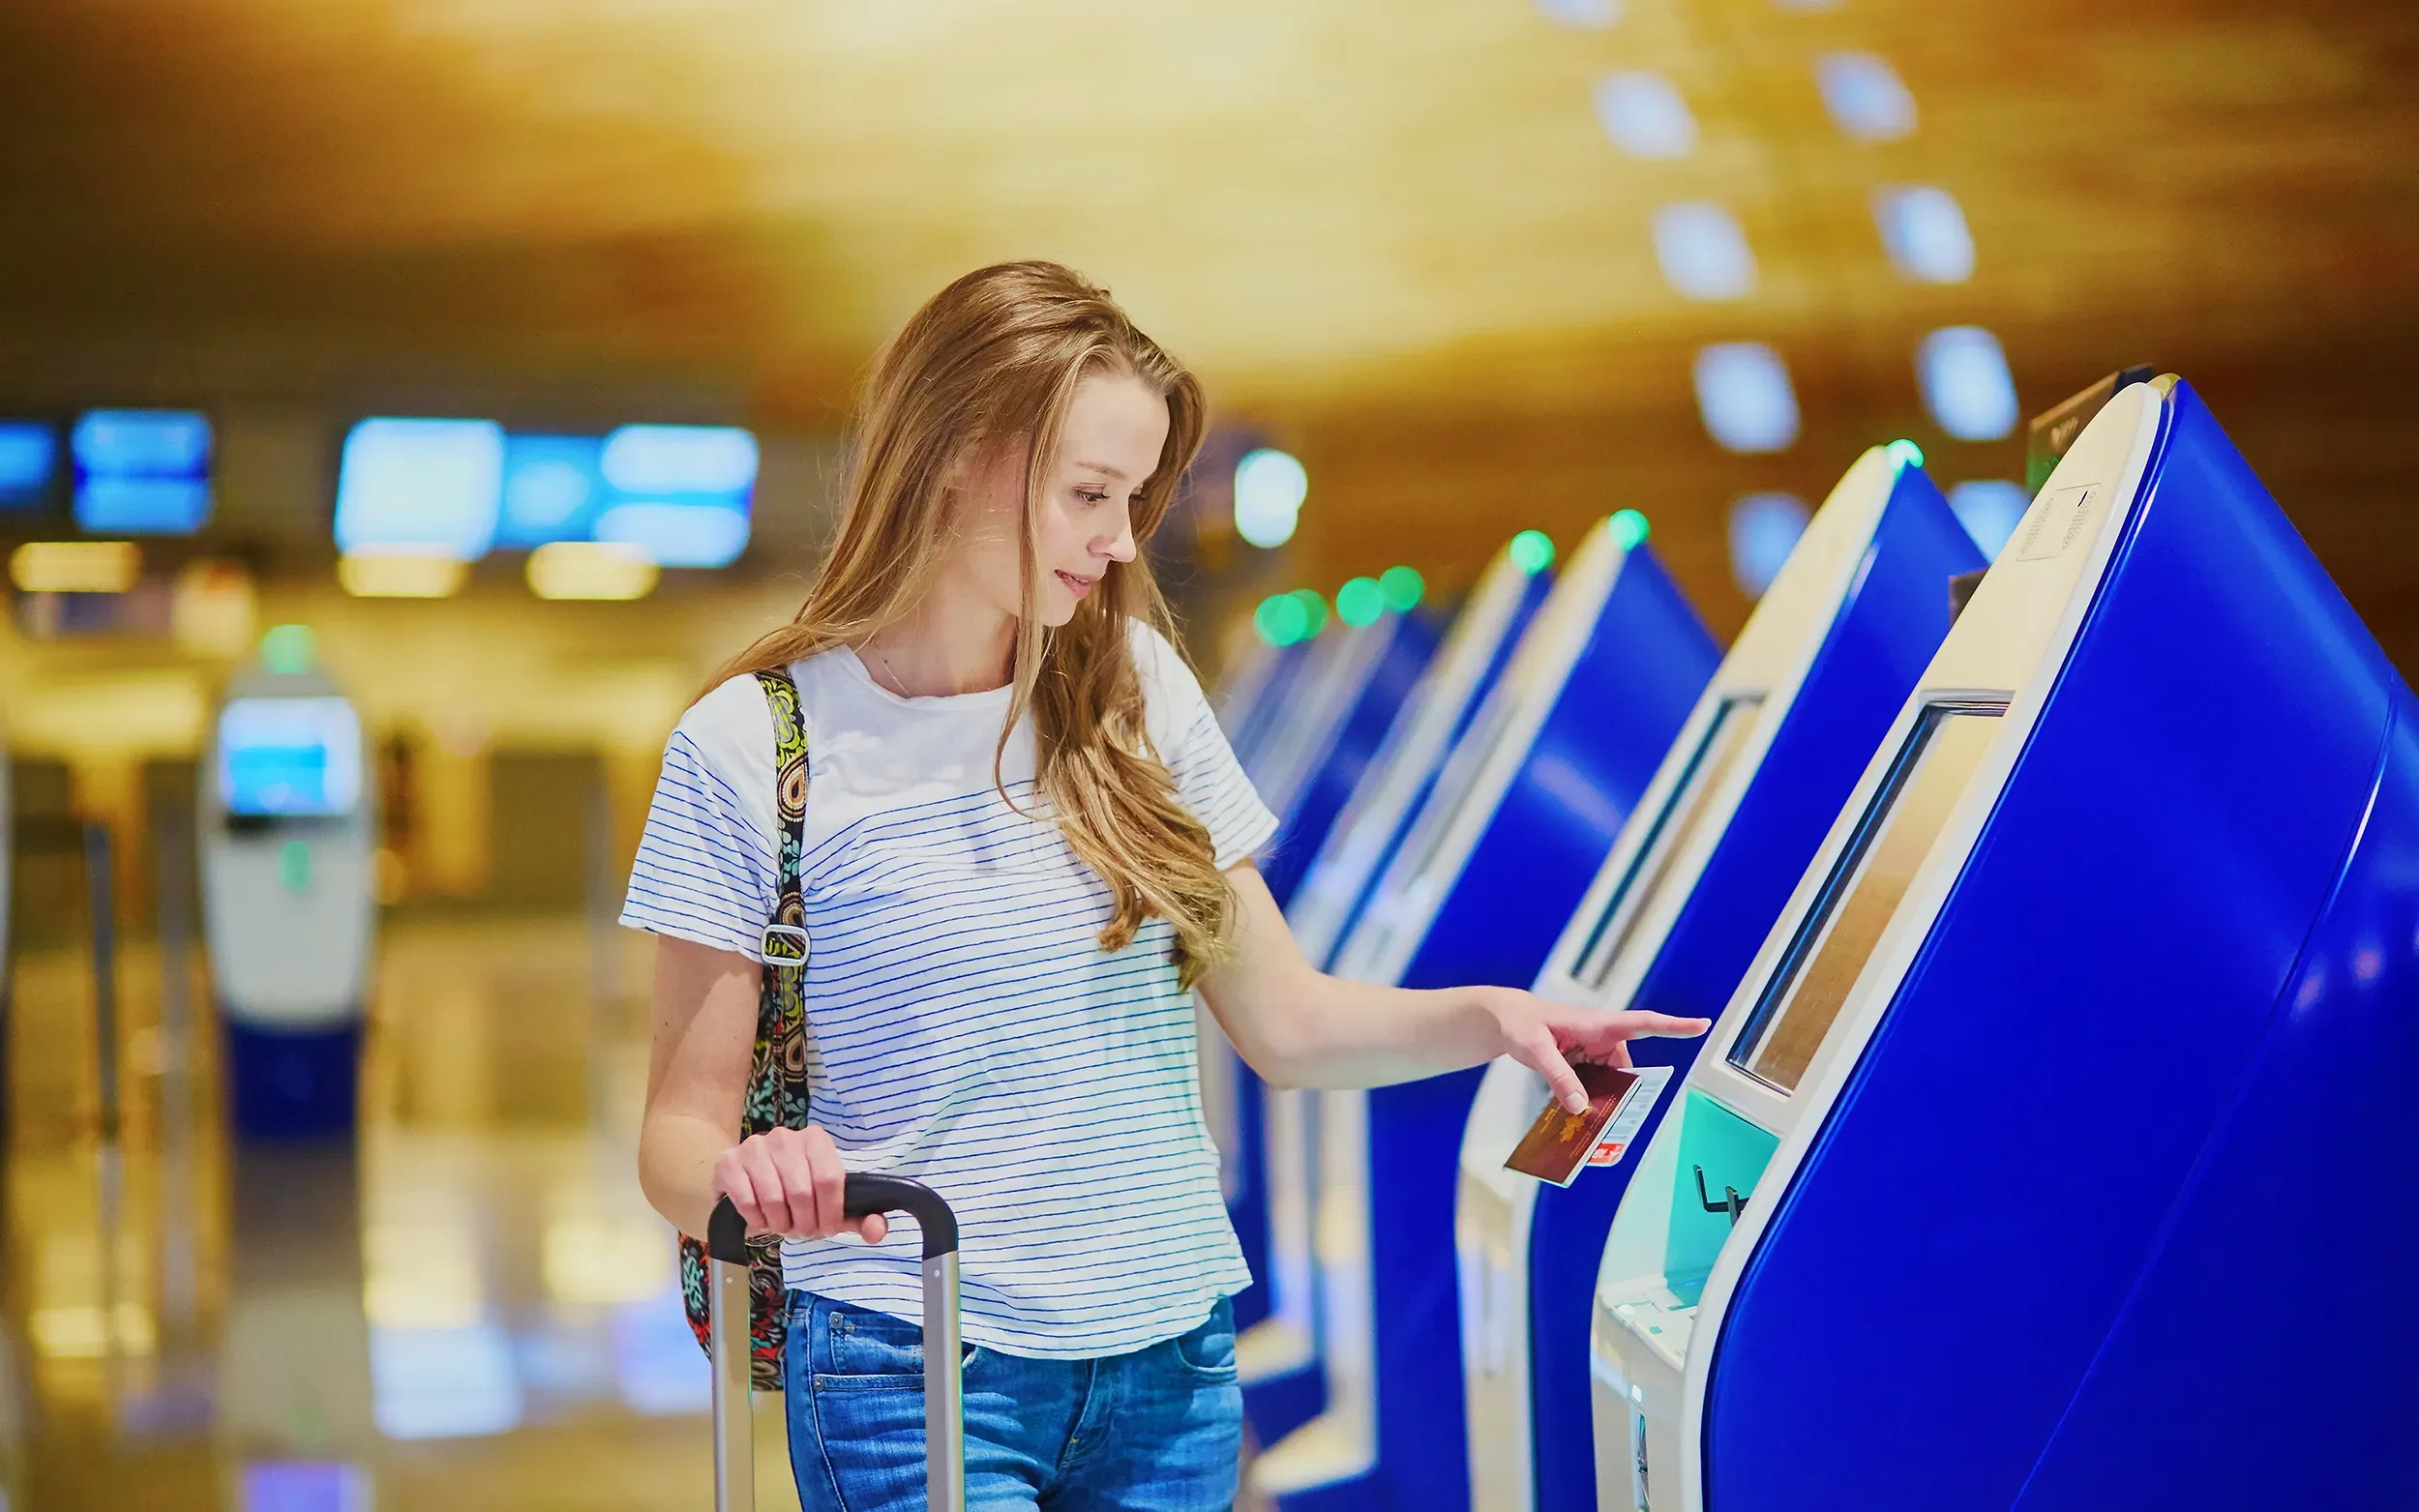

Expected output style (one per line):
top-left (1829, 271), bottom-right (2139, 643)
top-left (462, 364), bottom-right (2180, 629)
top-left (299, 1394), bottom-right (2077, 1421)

top-left (1607, 1012), bottom-right (1713, 1040)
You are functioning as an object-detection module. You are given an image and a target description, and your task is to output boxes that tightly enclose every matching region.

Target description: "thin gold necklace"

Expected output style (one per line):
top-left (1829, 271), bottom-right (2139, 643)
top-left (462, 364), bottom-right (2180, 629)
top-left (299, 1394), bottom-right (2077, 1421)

top-left (868, 638), bottom-right (909, 696)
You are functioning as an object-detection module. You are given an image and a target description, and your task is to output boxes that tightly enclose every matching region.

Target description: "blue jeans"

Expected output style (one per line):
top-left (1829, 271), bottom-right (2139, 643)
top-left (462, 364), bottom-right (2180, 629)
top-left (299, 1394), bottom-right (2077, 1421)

top-left (783, 1290), bottom-right (1243, 1511)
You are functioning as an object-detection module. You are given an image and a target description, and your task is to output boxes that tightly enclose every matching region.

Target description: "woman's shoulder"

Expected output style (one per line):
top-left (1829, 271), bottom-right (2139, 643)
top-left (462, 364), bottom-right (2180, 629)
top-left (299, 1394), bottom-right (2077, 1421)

top-left (1124, 616), bottom-right (1206, 701)
top-left (668, 670), bottom-right (783, 786)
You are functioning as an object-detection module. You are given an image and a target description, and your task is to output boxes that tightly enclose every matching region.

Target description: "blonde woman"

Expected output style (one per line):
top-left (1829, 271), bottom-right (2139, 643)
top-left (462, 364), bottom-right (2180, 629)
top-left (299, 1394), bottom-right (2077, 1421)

top-left (628, 261), bottom-right (1706, 1511)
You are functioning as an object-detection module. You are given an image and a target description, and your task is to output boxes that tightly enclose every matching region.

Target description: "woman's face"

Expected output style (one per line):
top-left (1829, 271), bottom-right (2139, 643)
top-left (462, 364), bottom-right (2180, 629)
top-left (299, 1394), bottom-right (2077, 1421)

top-left (953, 371), bottom-right (1167, 629)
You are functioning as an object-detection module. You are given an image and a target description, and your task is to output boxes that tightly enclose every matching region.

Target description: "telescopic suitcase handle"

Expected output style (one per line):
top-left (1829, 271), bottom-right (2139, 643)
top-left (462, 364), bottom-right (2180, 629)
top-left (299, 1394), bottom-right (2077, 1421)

top-left (705, 1175), bottom-right (966, 1512)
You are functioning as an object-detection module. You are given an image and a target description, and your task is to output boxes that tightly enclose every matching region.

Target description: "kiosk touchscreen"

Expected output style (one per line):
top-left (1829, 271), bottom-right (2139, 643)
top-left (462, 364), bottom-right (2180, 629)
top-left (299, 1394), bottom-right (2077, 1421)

top-left (202, 651), bottom-right (377, 1140)
top-left (1253, 517), bottom-right (1717, 1512)
top-left (1241, 538), bottom-right (1554, 1444)
top-left (1458, 448), bottom-right (1981, 1512)
top-left (1590, 375), bottom-right (2419, 1512)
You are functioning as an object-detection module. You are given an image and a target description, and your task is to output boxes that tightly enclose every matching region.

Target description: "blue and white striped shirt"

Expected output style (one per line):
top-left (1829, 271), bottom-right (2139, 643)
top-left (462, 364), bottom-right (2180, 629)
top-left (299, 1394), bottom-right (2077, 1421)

top-left (621, 623), bottom-right (1276, 1357)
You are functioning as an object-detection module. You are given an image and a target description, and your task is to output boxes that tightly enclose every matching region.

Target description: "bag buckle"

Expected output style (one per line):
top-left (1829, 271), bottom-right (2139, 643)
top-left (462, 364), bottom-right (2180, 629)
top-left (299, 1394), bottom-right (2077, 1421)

top-left (761, 923), bottom-right (810, 970)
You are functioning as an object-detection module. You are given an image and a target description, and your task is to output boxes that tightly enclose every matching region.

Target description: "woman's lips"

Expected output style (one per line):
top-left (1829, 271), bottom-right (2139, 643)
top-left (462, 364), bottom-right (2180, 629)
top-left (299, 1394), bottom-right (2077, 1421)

top-left (1055, 570), bottom-right (1096, 599)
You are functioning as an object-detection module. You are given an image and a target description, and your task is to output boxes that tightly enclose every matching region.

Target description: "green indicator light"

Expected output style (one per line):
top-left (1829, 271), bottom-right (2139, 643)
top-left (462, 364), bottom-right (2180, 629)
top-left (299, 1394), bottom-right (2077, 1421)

top-left (1609, 509), bottom-right (1651, 549)
top-left (260, 624), bottom-right (317, 676)
top-left (1254, 593), bottom-right (1309, 646)
top-left (1378, 565), bottom-right (1424, 612)
top-left (277, 840), bottom-right (313, 894)
top-left (1335, 577), bottom-right (1386, 627)
top-left (1886, 438), bottom-right (1926, 470)
top-left (1508, 529), bottom-right (1555, 575)
top-left (1290, 587), bottom-right (1330, 637)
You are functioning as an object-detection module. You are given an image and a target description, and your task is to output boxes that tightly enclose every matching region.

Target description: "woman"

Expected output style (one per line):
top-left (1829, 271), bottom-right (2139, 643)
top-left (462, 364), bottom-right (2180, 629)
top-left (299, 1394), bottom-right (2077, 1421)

top-left (627, 260), bottom-right (1706, 1511)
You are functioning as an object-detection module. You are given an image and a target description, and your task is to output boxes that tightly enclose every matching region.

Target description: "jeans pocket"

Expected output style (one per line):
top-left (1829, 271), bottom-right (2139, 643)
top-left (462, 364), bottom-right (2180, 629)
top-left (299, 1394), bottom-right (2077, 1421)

top-left (818, 1302), bottom-right (928, 1390)
top-left (1169, 1297), bottom-right (1239, 1381)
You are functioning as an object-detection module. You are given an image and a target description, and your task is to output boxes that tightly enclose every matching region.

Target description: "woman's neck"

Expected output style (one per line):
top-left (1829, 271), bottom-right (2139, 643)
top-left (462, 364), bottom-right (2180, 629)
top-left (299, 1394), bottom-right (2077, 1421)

top-left (860, 581), bottom-right (1018, 697)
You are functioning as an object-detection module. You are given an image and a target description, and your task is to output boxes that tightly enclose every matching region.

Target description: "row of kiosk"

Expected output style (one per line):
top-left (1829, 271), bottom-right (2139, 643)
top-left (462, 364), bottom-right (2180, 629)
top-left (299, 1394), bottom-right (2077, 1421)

top-left (1212, 373), bottom-right (2419, 1512)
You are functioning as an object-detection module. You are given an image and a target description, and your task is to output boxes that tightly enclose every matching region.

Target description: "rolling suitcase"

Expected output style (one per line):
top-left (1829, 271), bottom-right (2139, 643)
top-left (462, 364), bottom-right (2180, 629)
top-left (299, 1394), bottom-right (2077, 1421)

top-left (707, 1175), bottom-right (966, 1512)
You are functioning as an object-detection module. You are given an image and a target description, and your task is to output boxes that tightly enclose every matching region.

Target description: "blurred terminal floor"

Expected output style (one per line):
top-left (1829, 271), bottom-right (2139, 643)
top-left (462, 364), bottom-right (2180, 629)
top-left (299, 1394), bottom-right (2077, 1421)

top-left (0, 917), bottom-right (812, 1512)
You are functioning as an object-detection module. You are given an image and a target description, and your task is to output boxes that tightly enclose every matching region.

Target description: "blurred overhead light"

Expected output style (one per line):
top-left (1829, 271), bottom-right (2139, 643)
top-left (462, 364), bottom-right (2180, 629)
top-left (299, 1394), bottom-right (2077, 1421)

top-left (1234, 448), bottom-right (1308, 549)
top-left (526, 541), bottom-right (659, 602)
top-left (336, 418), bottom-right (505, 561)
top-left (1508, 529), bottom-right (1556, 574)
top-left (1817, 52), bottom-right (1917, 141)
top-left (1653, 202), bottom-right (1758, 301)
top-left (497, 434), bottom-right (605, 548)
top-left (1254, 592), bottom-right (1310, 647)
top-left (1289, 588), bottom-right (1330, 638)
top-left (11, 540), bottom-right (139, 594)
top-left (1609, 509), bottom-right (1651, 549)
top-left (1594, 73), bottom-right (1697, 160)
top-left (370, 1324), bottom-right (523, 1440)
top-left (1873, 187), bottom-right (1975, 283)
top-left (594, 501), bottom-right (750, 569)
top-left (1533, 0), bottom-right (1619, 23)
top-left (0, 420), bottom-right (58, 507)
top-left (1728, 492), bottom-right (1810, 597)
top-left (1886, 438), bottom-right (1926, 470)
top-left (259, 623), bottom-right (319, 675)
top-left (1918, 327), bottom-right (2019, 441)
top-left (73, 409), bottom-right (213, 534)
top-left (1950, 480), bottom-right (2032, 557)
top-left (171, 559), bottom-right (258, 658)
top-left (338, 548), bottom-right (469, 599)
top-left (1378, 565), bottom-right (1424, 611)
top-left (598, 425), bottom-right (759, 497)
top-left (1693, 343), bottom-right (1801, 454)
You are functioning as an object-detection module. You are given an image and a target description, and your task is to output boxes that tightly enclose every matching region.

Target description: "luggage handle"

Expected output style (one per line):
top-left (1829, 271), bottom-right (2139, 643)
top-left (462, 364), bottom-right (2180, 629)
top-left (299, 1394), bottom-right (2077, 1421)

top-left (706, 1176), bottom-right (967, 1512)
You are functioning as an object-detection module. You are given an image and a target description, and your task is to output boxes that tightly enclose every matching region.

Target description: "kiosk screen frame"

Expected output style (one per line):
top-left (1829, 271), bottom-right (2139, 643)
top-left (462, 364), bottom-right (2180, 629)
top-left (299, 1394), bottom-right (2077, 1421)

top-left (217, 697), bottom-right (365, 819)
top-left (1574, 693), bottom-right (1766, 990)
top-left (1728, 700), bottom-right (2005, 1093)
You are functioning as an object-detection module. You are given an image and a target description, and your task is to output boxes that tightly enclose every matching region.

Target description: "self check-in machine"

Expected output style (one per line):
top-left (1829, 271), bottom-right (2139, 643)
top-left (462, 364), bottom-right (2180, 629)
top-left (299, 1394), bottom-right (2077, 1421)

top-left (202, 636), bottom-right (377, 1140)
top-left (1232, 607), bottom-right (1440, 1339)
top-left (1241, 537), bottom-right (1555, 1444)
top-left (1253, 517), bottom-right (1717, 1512)
top-left (1456, 449), bottom-right (1981, 1512)
top-left (1590, 375), bottom-right (2419, 1512)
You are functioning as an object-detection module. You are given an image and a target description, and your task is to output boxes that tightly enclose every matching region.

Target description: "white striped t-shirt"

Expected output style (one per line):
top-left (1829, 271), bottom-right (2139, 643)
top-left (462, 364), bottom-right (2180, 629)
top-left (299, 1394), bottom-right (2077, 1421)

top-left (620, 621), bottom-right (1276, 1358)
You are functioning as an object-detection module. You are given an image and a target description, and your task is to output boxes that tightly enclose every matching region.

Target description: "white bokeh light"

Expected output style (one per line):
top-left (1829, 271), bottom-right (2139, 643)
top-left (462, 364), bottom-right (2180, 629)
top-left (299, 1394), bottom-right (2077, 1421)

top-left (1235, 448), bottom-right (1309, 549)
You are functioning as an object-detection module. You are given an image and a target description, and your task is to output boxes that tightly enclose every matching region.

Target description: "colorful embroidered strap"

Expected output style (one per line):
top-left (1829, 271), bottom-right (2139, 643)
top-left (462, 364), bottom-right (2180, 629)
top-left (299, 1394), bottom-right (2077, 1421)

top-left (677, 667), bottom-right (812, 1391)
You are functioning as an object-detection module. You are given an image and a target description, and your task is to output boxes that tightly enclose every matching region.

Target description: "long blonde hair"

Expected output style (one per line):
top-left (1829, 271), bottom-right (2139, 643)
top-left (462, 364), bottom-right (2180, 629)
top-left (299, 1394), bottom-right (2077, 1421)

top-left (714, 260), bottom-right (1232, 983)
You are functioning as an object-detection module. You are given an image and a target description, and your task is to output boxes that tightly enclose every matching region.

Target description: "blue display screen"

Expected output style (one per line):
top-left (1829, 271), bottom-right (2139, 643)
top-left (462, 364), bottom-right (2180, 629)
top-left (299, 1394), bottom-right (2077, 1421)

top-left (73, 409), bottom-right (213, 533)
top-left (335, 418), bottom-right (505, 559)
top-left (218, 697), bottom-right (363, 818)
top-left (496, 433), bottom-right (607, 548)
top-left (0, 421), bottom-right (57, 509)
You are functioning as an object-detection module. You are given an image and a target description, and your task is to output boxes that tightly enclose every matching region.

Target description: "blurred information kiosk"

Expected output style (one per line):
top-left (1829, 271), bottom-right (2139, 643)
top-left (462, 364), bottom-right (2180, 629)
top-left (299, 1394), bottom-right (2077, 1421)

top-left (1457, 447), bottom-right (1980, 1512)
top-left (1252, 515), bottom-right (1716, 1512)
top-left (202, 628), bottom-right (377, 1141)
top-left (1589, 374), bottom-right (2419, 1512)
top-left (1241, 535), bottom-right (1554, 1444)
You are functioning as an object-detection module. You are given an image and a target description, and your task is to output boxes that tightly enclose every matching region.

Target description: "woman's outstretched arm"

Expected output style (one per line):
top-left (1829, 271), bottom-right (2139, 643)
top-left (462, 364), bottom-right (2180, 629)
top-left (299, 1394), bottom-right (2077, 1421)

top-left (1195, 864), bottom-right (1709, 1115)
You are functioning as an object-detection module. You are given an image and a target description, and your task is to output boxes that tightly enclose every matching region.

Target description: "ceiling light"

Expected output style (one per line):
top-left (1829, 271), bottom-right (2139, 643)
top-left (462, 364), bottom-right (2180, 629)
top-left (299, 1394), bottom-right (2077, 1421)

top-left (1653, 202), bottom-right (1757, 301)
top-left (337, 418), bottom-right (505, 561)
top-left (1729, 492), bottom-right (1810, 596)
top-left (1335, 576), bottom-right (1387, 627)
top-left (1378, 565), bottom-right (1424, 611)
top-left (11, 540), bottom-right (139, 594)
top-left (1918, 328), bottom-right (2019, 441)
top-left (1610, 509), bottom-right (1652, 549)
top-left (1508, 530), bottom-right (1556, 574)
top-left (1693, 343), bottom-right (1801, 454)
top-left (1950, 480), bottom-right (2032, 557)
top-left (338, 549), bottom-right (469, 599)
top-left (1873, 187), bottom-right (1974, 283)
top-left (527, 541), bottom-right (660, 601)
top-left (1254, 593), bottom-right (1310, 647)
top-left (1594, 73), bottom-right (1697, 160)
top-left (1817, 52), bottom-right (1917, 141)
top-left (1235, 448), bottom-right (1308, 549)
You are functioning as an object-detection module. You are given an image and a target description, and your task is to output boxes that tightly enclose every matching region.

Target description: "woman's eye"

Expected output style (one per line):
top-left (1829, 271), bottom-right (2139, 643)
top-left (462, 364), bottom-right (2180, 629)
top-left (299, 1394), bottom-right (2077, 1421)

top-left (1075, 489), bottom-right (1110, 505)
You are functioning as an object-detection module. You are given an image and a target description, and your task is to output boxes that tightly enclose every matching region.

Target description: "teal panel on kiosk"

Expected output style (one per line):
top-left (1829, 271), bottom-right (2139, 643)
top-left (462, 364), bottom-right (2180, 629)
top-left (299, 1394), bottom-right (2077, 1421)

top-left (1251, 516), bottom-right (1717, 1512)
top-left (1453, 446), bottom-right (1982, 1512)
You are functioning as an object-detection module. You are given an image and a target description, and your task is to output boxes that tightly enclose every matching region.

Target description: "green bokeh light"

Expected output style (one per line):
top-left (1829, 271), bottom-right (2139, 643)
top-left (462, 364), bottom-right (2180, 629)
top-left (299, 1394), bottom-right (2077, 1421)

top-left (1254, 593), bottom-right (1309, 646)
top-left (1508, 529), bottom-right (1555, 575)
top-left (1334, 577), bottom-right (1386, 627)
top-left (260, 624), bottom-right (317, 676)
top-left (1886, 438), bottom-right (1926, 470)
top-left (1378, 565), bottom-right (1424, 612)
top-left (1609, 509), bottom-right (1651, 549)
top-left (1290, 588), bottom-right (1329, 637)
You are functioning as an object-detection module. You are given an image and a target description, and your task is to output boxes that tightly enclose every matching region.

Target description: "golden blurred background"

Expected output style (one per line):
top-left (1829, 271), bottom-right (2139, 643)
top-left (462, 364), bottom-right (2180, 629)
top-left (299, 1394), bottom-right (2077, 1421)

top-left (0, 2), bottom-right (2413, 1506)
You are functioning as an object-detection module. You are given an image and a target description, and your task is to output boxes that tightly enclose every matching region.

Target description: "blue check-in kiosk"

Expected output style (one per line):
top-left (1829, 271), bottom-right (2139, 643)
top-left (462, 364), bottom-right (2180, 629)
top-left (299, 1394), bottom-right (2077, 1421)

top-left (1227, 608), bottom-right (1439, 1333)
top-left (1218, 634), bottom-right (1307, 775)
top-left (1591, 374), bottom-right (2419, 1512)
top-left (1252, 517), bottom-right (1717, 1512)
top-left (202, 652), bottom-right (377, 1141)
top-left (1454, 449), bottom-right (1980, 1512)
top-left (1242, 539), bottom-right (1555, 1445)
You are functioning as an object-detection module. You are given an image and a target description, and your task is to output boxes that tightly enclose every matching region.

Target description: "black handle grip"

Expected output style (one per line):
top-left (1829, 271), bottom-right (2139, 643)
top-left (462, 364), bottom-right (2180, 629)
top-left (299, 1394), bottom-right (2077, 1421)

top-left (706, 1174), bottom-right (960, 1265)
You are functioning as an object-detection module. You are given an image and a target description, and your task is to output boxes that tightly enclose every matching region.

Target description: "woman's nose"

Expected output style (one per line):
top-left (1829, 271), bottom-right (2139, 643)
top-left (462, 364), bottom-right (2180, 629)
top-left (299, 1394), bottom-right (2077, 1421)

top-left (1099, 518), bottom-right (1138, 563)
